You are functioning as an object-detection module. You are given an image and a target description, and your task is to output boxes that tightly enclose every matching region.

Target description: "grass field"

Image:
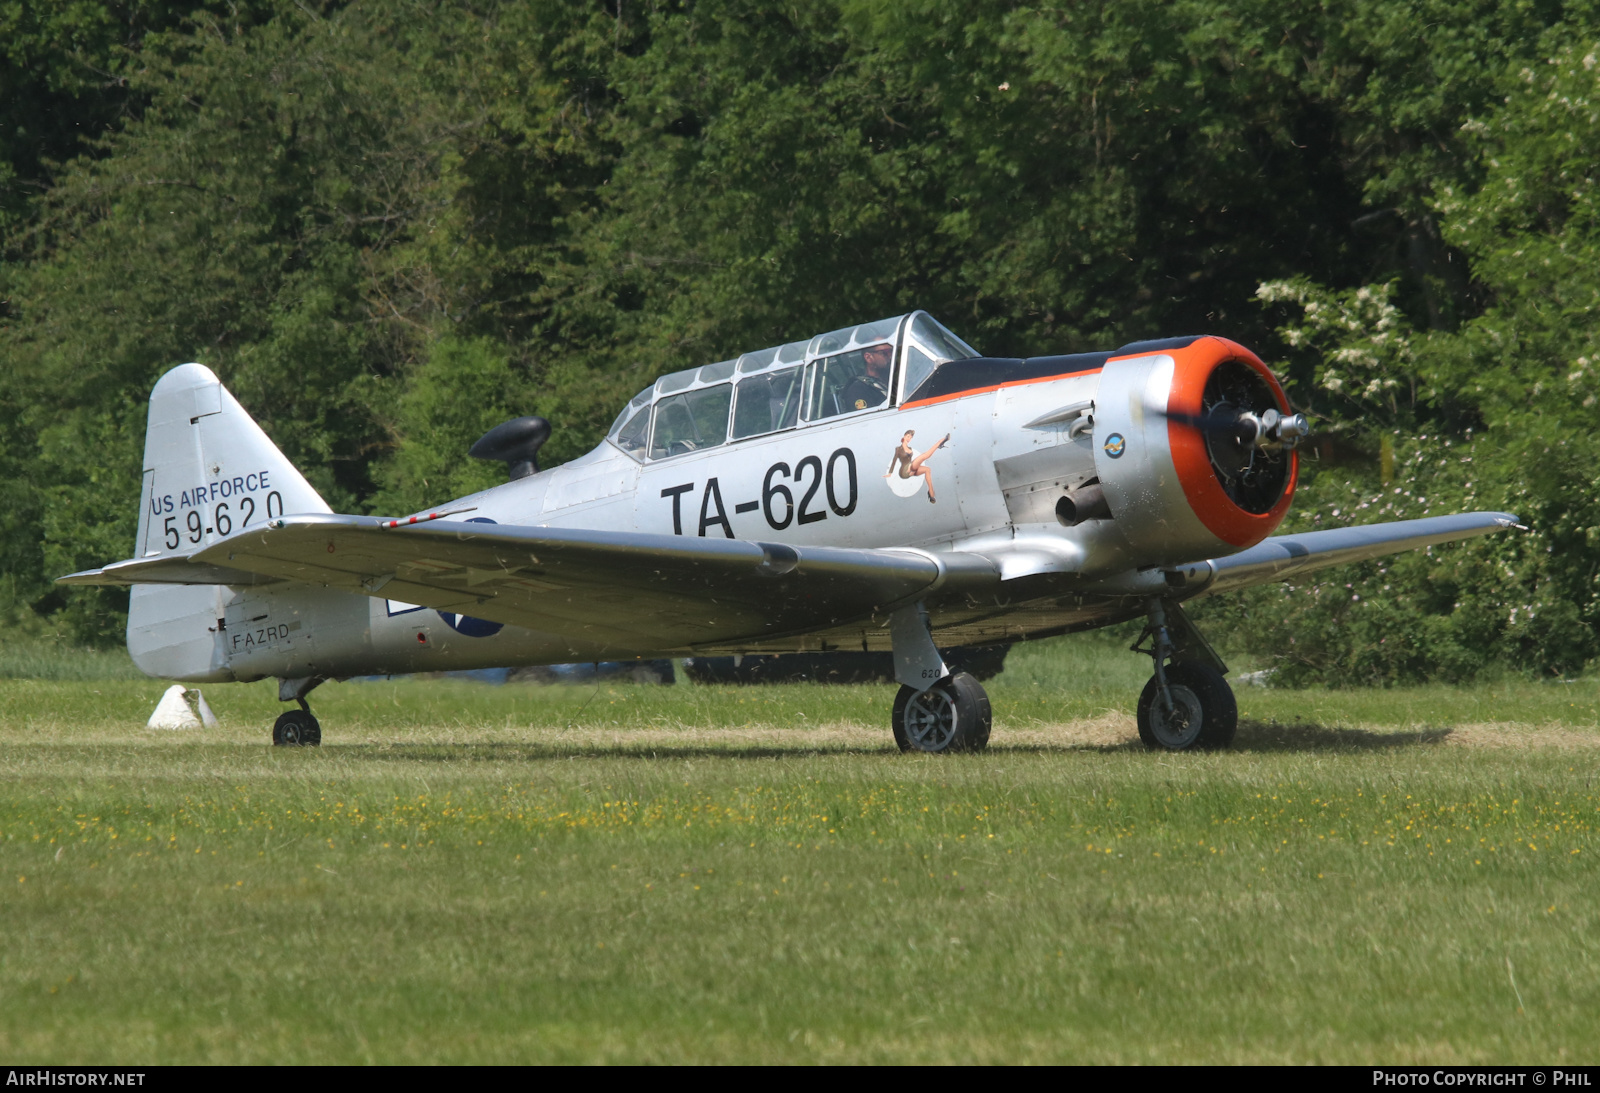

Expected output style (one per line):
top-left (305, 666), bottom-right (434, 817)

top-left (2, 635), bottom-right (1598, 1063)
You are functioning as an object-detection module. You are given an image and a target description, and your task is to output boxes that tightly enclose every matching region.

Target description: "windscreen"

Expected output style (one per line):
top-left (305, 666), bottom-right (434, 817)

top-left (909, 313), bottom-right (978, 362)
top-left (902, 313), bottom-right (980, 401)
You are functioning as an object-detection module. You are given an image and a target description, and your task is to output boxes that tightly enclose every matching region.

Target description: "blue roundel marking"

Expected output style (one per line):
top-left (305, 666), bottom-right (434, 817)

top-left (436, 517), bottom-right (505, 638)
top-left (1103, 432), bottom-right (1127, 459)
top-left (438, 611), bottom-right (504, 638)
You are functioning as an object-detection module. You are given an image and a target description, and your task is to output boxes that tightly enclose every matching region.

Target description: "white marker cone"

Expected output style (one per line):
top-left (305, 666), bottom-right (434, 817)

top-left (148, 684), bottom-right (201, 730)
top-left (193, 690), bottom-right (219, 728)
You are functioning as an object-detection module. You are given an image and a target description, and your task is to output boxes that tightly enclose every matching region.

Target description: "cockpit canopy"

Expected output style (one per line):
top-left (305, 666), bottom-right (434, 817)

top-left (607, 311), bottom-right (979, 461)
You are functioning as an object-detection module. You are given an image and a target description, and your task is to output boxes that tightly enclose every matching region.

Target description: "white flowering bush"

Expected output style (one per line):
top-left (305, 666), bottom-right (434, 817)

top-left (1255, 278), bottom-right (1422, 415)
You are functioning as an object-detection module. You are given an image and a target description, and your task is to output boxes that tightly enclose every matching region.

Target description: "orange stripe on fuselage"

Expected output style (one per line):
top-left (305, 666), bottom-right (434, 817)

top-left (898, 366), bottom-right (1104, 410)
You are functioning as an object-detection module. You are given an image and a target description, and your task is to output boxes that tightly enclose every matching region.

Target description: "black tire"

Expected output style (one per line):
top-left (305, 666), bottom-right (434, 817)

top-left (892, 672), bottom-right (992, 753)
top-left (272, 709), bottom-right (322, 747)
top-left (1135, 661), bottom-right (1236, 751)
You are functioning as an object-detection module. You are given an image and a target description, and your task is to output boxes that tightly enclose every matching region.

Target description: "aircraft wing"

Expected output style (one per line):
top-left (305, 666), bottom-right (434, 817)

top-left (1174, 511), bottom-right (1522, 597)
top-left (61, 514), bottom-right (998, 651)
top-left (57, 509), bottom-right (1520, 652)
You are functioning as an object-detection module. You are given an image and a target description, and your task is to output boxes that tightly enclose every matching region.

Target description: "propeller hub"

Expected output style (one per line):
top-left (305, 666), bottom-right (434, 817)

top-left (1192, 360), bottom-right (1298, 515)
top-left (1275, 412), bottom-right (1310, 444)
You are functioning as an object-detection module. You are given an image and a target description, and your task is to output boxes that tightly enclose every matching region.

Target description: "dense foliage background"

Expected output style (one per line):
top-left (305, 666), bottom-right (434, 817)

top-left (5, 0), bottom-right (1600, 682)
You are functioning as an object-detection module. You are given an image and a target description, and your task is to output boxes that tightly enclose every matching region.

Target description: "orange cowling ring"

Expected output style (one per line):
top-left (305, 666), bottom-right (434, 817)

top-left (1120, 335), bottom-right (1296, 550)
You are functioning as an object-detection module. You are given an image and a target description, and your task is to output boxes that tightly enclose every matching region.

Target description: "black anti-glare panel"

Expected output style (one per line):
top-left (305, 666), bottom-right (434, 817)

top-left (905, 352), bottom-right (1114, 404)
top-left (1111, 335), bottom-right (1203, 355)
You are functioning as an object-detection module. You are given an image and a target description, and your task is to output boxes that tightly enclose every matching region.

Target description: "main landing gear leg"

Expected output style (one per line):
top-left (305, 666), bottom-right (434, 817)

top-left (888, 603), bottom-right (991, 753)
top-left (273, 676), bottom-right (325, 747)
top-left (1131, 598), bottom-right (1236, 751)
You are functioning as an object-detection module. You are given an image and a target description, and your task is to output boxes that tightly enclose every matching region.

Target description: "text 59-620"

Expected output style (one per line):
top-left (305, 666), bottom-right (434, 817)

top-left (150, 470), bottom-right (280, 549)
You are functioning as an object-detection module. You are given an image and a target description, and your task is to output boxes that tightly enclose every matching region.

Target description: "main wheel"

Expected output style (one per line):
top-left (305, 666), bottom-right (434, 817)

top-left (1136, 661), bottom-right (1236, 751)
top-left (272, 709), bottom-right (322, 747)
top-left (892, 672), bottom-right (992, 753)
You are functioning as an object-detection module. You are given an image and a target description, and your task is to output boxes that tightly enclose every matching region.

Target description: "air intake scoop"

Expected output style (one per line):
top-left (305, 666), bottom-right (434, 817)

top-left (470, 416), bottom-right (551, 481)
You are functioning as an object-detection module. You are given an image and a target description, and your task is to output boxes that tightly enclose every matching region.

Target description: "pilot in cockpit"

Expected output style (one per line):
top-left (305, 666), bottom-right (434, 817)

top-left (841, 343), bottom-right (893, 411)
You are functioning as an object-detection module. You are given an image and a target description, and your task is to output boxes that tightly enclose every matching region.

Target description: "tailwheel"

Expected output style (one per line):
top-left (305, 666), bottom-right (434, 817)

top-left (1136, 660), bottom-right (1236, 751)
top-left (272, 708), bottom-right (322, 747)
top-left (892, 672), bottom-right (991, 753)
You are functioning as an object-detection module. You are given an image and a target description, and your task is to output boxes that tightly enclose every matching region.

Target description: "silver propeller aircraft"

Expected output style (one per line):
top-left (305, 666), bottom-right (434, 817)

top-left (62, 311), bottom-right (1518, 752)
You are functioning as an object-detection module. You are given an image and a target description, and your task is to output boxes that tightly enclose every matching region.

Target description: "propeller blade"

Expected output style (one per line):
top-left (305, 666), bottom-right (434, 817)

top-left (1154, 405), bottom-right (1309, 448)
top-left (1158, 407), bottom-right (1259, 443)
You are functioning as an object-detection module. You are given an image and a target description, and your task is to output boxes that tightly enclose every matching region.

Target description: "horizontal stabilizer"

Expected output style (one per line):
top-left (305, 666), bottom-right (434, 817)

top-left (58, 557), bottom-right (280, 587)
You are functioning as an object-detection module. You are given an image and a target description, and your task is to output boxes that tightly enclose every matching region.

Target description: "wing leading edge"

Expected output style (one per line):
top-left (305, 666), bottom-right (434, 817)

top-left (1172, 511), bottom-right (1522, 597)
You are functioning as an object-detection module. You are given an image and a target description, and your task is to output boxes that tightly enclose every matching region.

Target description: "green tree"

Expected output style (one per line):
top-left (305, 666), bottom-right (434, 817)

top-left (8, 0), bottom-right (1600, 665)
top-left (1, 2), bottom-right (616, 641)
top-left (0, 1), bottom-right (282, 231)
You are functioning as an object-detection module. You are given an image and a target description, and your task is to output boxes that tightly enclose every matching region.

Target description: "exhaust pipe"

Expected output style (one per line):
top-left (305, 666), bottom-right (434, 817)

top-left (1056, 481), bottom-right (1111, 527)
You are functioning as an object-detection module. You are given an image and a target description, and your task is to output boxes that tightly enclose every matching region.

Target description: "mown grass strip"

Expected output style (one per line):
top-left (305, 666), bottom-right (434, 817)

top-left (2, 634), bottom-right (1598, 1062)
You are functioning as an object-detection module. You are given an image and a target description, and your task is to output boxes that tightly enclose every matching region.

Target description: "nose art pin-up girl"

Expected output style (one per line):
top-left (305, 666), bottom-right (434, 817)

top-left (885, 430), bottom-right (949, 503)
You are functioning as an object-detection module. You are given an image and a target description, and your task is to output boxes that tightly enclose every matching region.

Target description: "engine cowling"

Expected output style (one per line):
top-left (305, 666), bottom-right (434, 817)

top-left (1090, 336), bottom-right (1297, 564)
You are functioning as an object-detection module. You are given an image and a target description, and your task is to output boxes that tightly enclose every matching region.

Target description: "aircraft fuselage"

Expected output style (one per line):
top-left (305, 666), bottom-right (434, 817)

top-left (194, 339), bottom-right (1284, 683)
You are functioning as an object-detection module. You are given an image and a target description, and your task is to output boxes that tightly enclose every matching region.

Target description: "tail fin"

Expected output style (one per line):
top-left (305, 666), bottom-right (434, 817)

top-left (135, 363), bottom-right (330, 559)
top-left (128, 363), bottom-right (330, 681)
